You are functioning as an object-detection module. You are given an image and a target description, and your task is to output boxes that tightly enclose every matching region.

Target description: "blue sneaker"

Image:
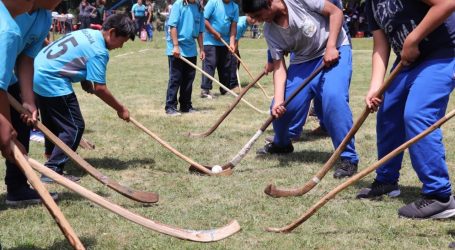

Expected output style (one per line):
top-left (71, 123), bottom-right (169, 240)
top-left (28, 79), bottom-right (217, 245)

top-left (6, 186), bottom-right (58, 206)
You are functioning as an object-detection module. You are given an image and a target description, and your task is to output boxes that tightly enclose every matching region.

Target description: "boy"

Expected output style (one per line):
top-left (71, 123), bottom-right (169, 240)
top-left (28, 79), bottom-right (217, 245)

top-left (357, 0), bottom-right (455, 219)
top-left (165, 0), bottom-right (205, 116)
top-left (200, 0), bottom-right (238, 99)
top-left (33, 14), bottom-right (135, 183)
top-left (243, 0), bottom-right (359, 178)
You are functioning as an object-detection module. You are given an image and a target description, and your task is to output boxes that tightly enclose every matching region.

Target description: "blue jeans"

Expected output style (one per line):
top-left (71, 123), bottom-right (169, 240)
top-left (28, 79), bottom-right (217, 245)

top-left (37, 93), bottom-right (85, 173)
top-left (375, 57), bottom-right (455, 197)
top-left (165, 56), bottom-right (196, 111)
top-left (271, 45), bottom-right (358, 164)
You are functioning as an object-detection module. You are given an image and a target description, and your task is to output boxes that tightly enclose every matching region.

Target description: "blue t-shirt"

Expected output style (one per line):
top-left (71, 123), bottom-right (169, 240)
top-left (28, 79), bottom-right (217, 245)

top-left (132, 3), bottom-right (146, 17)
top-left (10, 9), bottom-right (52, 85)
top-left (203, 0), bottom-right (239, 46)
top-left (0, 1), bottom-right (21, 91)
top-left (366, 0), bottom-right (455, 60)
top-left (166, 0), bottom-right (205, 57)
top-left (34, 29), bottom-right (109, 97)
top-left (236, 16), bottom-right (248, 41)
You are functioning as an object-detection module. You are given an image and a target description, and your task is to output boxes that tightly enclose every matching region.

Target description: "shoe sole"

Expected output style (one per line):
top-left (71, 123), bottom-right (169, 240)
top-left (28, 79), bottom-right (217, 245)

top-left (6, 194), bottom-right (59, 206)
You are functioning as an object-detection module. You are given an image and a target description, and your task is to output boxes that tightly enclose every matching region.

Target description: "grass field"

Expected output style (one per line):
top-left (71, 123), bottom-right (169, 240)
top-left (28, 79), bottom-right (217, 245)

top-left (0, 33), bottom-right (454, 249)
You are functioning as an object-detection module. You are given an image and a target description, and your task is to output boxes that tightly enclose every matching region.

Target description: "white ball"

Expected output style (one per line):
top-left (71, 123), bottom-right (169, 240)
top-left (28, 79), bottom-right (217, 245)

top-left (211, 165), bottom-right (223, 173)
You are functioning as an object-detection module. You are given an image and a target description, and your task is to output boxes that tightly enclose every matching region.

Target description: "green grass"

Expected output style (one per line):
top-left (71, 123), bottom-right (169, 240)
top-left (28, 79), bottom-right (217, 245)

top-left (1, 34), bottom-right (454, 249)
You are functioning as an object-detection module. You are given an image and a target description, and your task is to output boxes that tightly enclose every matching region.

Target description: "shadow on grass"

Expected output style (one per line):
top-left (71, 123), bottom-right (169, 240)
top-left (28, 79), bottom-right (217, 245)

top-left (256, 149), bottom-right (333, 166)
top-left (63, 157), bottom-right (156, 177)
top-left (6, 236), bottom-right (96, 250)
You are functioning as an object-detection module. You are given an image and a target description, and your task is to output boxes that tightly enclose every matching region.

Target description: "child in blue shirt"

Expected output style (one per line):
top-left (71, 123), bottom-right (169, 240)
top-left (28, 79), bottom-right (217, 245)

top-left (165, 0), bottom-right (205, 115)
top-left (0, 0), bottom-right (57, 205)
top-left (357, 0), bottom-right (455, 219)
top-left (200, 0), bottom-right (239, 98)
top-left (33, 14), bottom-right (135, 183)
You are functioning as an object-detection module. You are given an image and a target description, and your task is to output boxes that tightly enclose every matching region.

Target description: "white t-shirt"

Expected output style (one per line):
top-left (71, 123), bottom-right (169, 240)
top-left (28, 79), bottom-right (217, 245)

top-left (264, 0), bottom-right (349, 64)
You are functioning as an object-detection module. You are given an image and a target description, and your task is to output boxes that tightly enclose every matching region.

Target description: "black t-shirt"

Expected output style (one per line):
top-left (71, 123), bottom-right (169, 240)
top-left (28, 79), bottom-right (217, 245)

top-left (366, 0), bottom-right (455, 60)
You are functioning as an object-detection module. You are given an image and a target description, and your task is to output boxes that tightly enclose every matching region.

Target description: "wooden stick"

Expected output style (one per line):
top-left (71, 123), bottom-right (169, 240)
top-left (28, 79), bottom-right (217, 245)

top-left (219, 38), bottom-right (272, 99)
top-left (179, 56), bottom-right (268, 114)
top-left (188, 71), bottom-right (266, 137)
top-left (28, 157), bottom-right (241, 242)
top-left (129, 117), bottom-right (233, 176)
top-left (266, 107), bottom-right (455, 233)
top-left (7, 94), bottom-right (159, 203)
top-left (264, 63), bottom-right (403, 198)
top-left (11, 142), bottom-right (85, 250)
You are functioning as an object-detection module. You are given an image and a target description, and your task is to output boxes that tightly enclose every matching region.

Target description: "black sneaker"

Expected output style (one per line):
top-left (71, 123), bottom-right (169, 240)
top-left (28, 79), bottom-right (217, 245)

top-left (41, 173), bottom-right (81, 184)
top-left (256, 142), bottom-right (294, 155)
top-left (265, 135), bottom-right (303, 144)
top-left (356, 179), bottom-right (401, 199)
top-left (165, 108), bottom-right (181, 116)
top-left (333, 159), bottom-right (358, 179)
top-left (180, 107), bottom-right (197, 113)
top-left (398, 196), bottom-right (455, 219)
top-left (6, 186), bottom-right (58, 206)
top-left (200, 89), bottom-right (214, 99)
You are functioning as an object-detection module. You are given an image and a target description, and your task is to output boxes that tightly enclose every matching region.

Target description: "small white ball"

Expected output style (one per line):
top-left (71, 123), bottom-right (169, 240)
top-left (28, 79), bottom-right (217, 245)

top-left (211, 165), bottom-right (223, 173)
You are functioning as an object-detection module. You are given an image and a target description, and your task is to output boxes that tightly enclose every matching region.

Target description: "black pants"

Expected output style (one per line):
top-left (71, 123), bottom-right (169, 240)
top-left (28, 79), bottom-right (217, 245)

top-left (229, 49), bottom-right (241, 87)
top-left (135, 16), bottom-right (146, 35)
top-left (200, 45), bottom-right (234, 91)
top-left (5, 83), bottom-right (30, 191)
top-left (79, 15), bottom-right (91, 29)
top-left (37, 93), bottom-right (85, 173)
top-left (165, 56), bottom-right (196, 111)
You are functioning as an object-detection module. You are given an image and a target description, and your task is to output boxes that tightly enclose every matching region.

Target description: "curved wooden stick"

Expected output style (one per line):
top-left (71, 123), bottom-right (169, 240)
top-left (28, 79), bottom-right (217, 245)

top-left (266, 108), bottom-right (455, 233)
top-left (129, 117), bottom-right (232, 176)
top-left (219, 38), bottom-right (272, 99)
top-left (7, 94), bottom-right (159, 203)
top-left (28, 157), bottom-right (241, 242)
top-left (188, 71), bottom-right (266, 137)
top-left (179, 56), bottom-right (268, 114)
top-left (11, 142), bottom-right (85, 250)
top-left (264, 63), bottom-right (403, 198)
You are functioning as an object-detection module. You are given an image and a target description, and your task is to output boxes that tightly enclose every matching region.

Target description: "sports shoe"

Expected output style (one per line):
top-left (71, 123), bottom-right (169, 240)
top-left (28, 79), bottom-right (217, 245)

top-left (180, 107), bottom-right (197, 113)
top-left (256, 142), bottom-right (294, 155)
top-left (333, 159), bottom-right (358, 179)
top-left (398, 196), bottom-right (455, 219)
top-left (165, 108), bottom-right (181, 116)
top-left (356, 179), bottom-right (401, 199)
top-left (265, 135), bottom-right (304, 144)
top-left (41, 173), bottom-right (81, 184)
top-left (6, 186), bottom-right (58, 206)
top-left (200, 89), bottom-right (214, 99)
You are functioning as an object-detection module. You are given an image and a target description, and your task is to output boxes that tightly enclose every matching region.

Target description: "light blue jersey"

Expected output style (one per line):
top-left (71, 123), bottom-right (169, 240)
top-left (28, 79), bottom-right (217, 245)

top-left (34, 29), bottom-right (109, 97)
top-left (10, 9), bottom-right (52, 85)
top-left (0, 1), bottom-right (22, 91)
top-left (166, 0), bottom-right (204, 57)
top-left (236, 16), bottom-right (248, 41)
top-left (203, 0), bottom-right (239, 46)
top-left (132, 3), bottom-right (146, 17)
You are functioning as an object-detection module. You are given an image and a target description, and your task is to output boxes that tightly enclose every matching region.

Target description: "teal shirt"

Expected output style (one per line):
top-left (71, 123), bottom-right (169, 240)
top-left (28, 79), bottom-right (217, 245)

top-left (236, 16), bottom-right (248, 41)
top-left (132, 3), bottom-right (146, 17)
top-left (34, 29), bottom-right (109, 97)
top-left (203, 0), bottom-right (239, 46)
top-left (166, 0), bottom-right (204, 57)
top-left (0, 1), bottom-right (21, 90)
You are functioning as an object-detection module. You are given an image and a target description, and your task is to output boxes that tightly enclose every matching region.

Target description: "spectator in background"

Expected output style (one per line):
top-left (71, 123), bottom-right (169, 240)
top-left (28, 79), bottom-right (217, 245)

top-left (94, 0), bottom-right (106, 24)
top-left (145, 0), bottom-right (154, 41)
top-left (132, 0), bottom-right (147, 36)
top-left (78, 0), bottom-right (96, 29)
top-left (164, 0), bottom-right (173, 40)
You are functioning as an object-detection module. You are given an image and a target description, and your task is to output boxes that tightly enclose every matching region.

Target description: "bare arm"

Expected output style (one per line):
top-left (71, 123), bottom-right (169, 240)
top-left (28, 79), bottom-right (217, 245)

top-left (93, 83), bottom-right (129, 121)
top-left (229, 21), bottom-right (237, 51)
top-left (16, 54), bottom-right (37, 125)
top-left (197, 32), bottom-right (205, 60)
top-left (271, 58), bottom-right (287, 118)
top-left (401, 0), bottom-right (455, 65)
top-left (365, 29), bottom-right (391, 112)
top-left (321, 0), bottom-right (343, 67)
top-left (170, 26), bottom-right (180, 58)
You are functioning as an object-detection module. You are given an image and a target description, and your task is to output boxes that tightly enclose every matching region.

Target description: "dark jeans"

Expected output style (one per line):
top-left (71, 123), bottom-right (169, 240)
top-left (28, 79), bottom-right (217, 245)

top-left (201, 45), bottom-right (234, 91)
top-left (165, 56), bottom-right (196, 111)
top-left (135, 16), bottom-right (147, 35)
top-left (229, 49), bottom-right (241, 87)
top-left (37, 93), bottom-right (85, 173)
top-left (79, 15), bottom-right (91, 29)
top-left (5, 83), bottom-right (30, 191)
